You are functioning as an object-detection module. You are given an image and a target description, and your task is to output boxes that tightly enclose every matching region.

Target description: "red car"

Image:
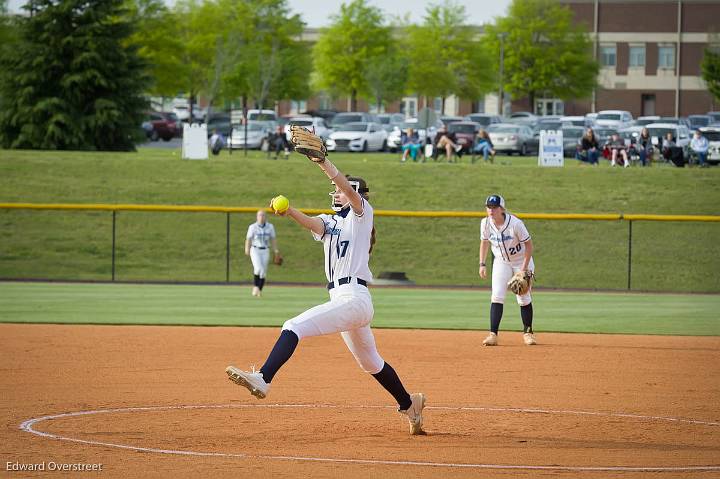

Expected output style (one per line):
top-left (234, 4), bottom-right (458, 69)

top-left (143, 111), bottom-right (179, 141)
top-left (448, 121), bottom-right (481, 153)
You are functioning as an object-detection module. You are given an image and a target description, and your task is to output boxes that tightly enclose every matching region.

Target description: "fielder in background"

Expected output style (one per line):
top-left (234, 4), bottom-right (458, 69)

top-left (245, 210), bottom-right (279, 297)
top-left (227, 135), bottom-right (425, 435)
top-left (478, 194), bottom-right (537, 346)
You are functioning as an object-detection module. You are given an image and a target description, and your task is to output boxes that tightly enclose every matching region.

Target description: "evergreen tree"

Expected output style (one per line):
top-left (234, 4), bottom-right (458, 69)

top-left (0, 0), bottom-right (149, 150)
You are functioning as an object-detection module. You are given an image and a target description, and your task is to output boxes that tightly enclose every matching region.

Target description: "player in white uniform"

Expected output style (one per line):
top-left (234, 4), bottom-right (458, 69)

top-left (245, 210), bottom-right (279, 297)
top-left (478, 194), bottom-right (537, 346)
top-left (226, 157), bottom-right (426, 435)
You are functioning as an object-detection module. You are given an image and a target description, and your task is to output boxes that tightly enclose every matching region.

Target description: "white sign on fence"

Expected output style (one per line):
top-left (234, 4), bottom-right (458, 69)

top-left (538, 129), bottom-right (564, 167)
top-left (182, 123), bottom-right (208, 160)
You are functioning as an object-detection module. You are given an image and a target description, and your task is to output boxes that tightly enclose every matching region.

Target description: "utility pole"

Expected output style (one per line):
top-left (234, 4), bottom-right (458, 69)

top-left (498, 32), bottom-right (508, 116)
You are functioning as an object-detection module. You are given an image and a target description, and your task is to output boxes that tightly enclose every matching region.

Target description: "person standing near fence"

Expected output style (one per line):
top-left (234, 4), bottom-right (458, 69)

top-left (478, 194), bottom-right (537, 346)
top-left (245, 210), bottom-right (279, 297)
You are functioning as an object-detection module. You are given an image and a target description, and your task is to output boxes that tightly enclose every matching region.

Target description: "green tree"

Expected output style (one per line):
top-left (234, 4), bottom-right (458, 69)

top-left (365, 46), bottom-right (408, 111)
top-left (313, 0), bottom-right (391, 111)
top-left (484, 0), bottom-right (598, 111)
top-left (0, 0), bottom-right (149, 150)
top-left (701, 47), bottom-right (720, 103)
top-left (406, 1), bottom-right (494, 111)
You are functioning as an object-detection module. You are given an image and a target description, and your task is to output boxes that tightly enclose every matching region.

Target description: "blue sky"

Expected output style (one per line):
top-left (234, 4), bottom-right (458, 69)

top-left (7, 0), bottom-right (513, 26)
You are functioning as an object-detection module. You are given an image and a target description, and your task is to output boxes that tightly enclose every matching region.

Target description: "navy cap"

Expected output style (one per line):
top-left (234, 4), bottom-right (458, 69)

top-left (485, 194), bottom-right (505, 208)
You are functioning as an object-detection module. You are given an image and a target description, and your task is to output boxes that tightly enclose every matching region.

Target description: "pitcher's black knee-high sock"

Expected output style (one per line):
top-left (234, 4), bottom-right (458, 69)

top-left (521, 303), bottom-right (533, 333)
top-left (259, 277), bottom-right (266, 290)
top-left (259, 330), bottom-right (298, 383)
top-left (372, 362), bottom-right (412, 410)
top-left (253, 274), bottom-right (260, 287)
top-left (490, 302), bottom-right (504, 334)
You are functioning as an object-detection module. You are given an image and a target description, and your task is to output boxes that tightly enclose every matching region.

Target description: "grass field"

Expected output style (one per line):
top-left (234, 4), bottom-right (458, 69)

top-left (1, 281), bottom-right (718, 336)
top-left (1, 148), bottom-right (720, 292)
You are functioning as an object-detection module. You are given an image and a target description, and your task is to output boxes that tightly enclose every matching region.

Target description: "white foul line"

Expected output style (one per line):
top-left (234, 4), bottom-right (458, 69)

top-left (18, 404), bottom-right (720, 472)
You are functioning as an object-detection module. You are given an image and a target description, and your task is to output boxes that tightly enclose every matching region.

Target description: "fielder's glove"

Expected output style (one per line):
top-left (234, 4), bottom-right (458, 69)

top-left (508, 271), bottom-right (534, 295)
top-left (289, 125), bottom-right (327, 162)
top-left (273, 251), bottom-right (283, 266)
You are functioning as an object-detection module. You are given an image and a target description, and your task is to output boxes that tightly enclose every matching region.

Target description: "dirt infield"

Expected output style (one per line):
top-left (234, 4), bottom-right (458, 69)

top-left (2, 323), bottom-right (719, 478)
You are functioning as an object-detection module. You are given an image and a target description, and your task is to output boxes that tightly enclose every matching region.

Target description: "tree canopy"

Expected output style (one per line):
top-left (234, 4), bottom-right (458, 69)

top-left (313, 0), bottom-right (392, 111)
top-left (484, 0), bottom-right (598, 110)
top-left (701, 47), bottom-right (720, 104)
top-left (0, 0), bottom-right (149, 150)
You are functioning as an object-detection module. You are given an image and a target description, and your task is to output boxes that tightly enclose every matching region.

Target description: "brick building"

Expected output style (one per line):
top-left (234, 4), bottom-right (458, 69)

top-left (277, 1), bottom-right (719, 119)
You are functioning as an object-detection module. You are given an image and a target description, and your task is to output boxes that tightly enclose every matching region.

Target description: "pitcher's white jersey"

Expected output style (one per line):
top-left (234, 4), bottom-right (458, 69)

top-left (312, 198), bottom-right (373, 283)
top-left (246, 222), bottom-right (276, 248)
top-left (480, 213), bottom-right (531, 264)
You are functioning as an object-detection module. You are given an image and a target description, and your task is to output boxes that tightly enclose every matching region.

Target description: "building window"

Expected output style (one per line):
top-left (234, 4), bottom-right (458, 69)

top-left (433, 97), bottom-right (442, 113)
top-left (658, 45), bottom-right (675, 69)
top-left (600, 45), bottom-right (616, 67)
top-left (290, 100), bottom-right (307, 115)
top-left (629, 46), bottom-right (645, 67)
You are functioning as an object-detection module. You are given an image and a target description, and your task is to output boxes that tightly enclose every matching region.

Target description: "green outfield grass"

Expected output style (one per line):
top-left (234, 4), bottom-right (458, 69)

top-left (1, 148), bottom-right (720, 292)
top-left (1, 282), bottom-right (718, 336)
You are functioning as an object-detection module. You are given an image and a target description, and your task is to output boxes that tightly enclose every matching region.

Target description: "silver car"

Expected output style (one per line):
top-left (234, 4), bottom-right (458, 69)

top-left (227, 122), bottom-right (270, 149)
top-left (488, 123), bottom-right (535, 156)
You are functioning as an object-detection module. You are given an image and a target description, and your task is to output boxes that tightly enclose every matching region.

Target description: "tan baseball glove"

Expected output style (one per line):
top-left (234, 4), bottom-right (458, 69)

top-left (508, 271), bottom-right (534, 295)
top-left (273, 251), bottom-right (283, 266)
top-left (289, 125), bottom-right (327, 162)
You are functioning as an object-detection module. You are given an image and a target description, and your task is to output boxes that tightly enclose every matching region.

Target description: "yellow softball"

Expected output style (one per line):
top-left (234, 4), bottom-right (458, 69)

top-left (271, 195), bottom-right (289, 214)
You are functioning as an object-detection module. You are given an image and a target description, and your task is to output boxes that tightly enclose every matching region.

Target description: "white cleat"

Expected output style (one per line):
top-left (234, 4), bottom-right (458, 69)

top-left (523, 332), bottom-right (537, 345)
top-left (482, 332), bottom-right (498, 346)
top-left (226, 366), bottom-right (270, 399)
top-left (400, 392), bottom-right (426, 435)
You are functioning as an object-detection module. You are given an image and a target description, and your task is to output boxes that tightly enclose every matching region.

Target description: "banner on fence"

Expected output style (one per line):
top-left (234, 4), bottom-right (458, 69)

top-left (182, 124), bottom-right (208, 160)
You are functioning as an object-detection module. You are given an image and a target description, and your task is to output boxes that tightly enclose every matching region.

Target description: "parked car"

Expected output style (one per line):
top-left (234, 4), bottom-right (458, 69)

top-left (507, 111), bottom-right (538, 127)
top-left (464, 113), bottom-right (502, 128)
top-left (143, 111), bottom-right (179, 141)
top-left (448, 121), bottom-right (481, 153)
top-left (645, 122), bottom-right (692, 158)
top-left (330, 112), bottom-right (377, 129)
top-left (284, 116), bottom-right (331, 141)
top-left (657, 117), bottom-right (691, 128)
top-left (386, 118), bottom-right (443, 152)
top-left (594, 110), bottom-right (634, 129)
top-left (687, 115), bottom-right (713, 129)
top-left (707, 111), bottom-right (720, 123)
top-left (699, 127), bottom-right (720, 165)
top-left (302, 109), bottom-right (339, 123)
top-left (560, 116), bottom-right (588, 127)
top-left (634, 116), bottom-right (661, 127)
top-left (247, 109), bottom-right (277, 131)
top-left (585, 112), bottom-right (598, 125)
top-left (562, 126), bottom-right (585, 157)
top-left (377, 113), bottom-right (405, 132)
top-left (487, 123), bottom-right (536, 156)
top-left (227, 121), bottom-right (271, 149)
top-left (593, 127), bottom-right (619, 146)
top-left (439, 115), bottom-right (464, 127)
top-left (206, 114), bottom-right (232, 138)
top-left (325, 122), bottom-right (388, 152)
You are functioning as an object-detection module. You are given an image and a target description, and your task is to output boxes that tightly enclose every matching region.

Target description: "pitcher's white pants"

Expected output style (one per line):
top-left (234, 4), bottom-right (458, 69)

top-left (282, 283), bottom-right (384, 374)
top-left (250, 247), bottom-right (270, 278)
top-left (491, 257), bottom-right (535, 306)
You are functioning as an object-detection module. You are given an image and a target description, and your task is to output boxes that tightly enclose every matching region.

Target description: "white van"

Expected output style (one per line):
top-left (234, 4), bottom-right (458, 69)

top-left (595, 110), bottom-right (634, 129)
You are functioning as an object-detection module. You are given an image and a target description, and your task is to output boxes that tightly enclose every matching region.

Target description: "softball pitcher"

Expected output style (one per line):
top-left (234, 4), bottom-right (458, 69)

top-left (245, 210), bottom-right (279, 297)
top-left (478, 194), bottom-right (537, 346)
top-left (226, 156), bottom-right (426, 435)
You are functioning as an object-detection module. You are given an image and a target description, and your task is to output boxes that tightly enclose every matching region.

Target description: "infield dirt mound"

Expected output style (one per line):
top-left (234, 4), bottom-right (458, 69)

top-left (2, 324), bottom-right (719, 478)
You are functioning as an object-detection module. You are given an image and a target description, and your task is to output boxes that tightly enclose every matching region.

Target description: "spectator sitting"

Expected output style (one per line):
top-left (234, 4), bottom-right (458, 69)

top-left (635, 127), bottom-right (653, 166)
top-left (209, 129), bottom-right (225, 155)
top-left (270, 125), bottom-right (291, 160)
top-left (400, 128), bottom-right (423, 162)
top-left (473, 129), bottom-right (496, 162)
top-left (577, 127), bottom-right (600, 165)
top-left (690, 129), bottom-right (709, 167)
top-left (662, 132), bottom-right (685, 167)
top-left (608, 132), bottom-right (629, 167)
top-left (433, 127), bottom-right (463, 162)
